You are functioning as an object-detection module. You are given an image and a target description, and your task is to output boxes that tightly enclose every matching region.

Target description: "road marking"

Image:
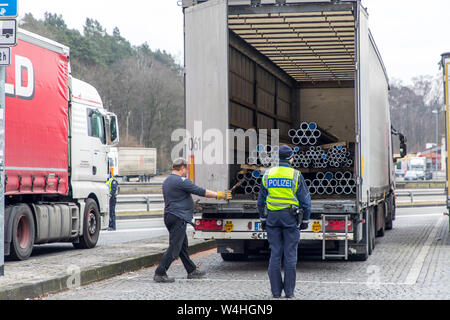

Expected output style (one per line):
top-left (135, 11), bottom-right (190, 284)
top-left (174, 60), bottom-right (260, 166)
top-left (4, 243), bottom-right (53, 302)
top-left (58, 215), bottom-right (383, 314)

top-left (404, 216), bottom-right (445, 285)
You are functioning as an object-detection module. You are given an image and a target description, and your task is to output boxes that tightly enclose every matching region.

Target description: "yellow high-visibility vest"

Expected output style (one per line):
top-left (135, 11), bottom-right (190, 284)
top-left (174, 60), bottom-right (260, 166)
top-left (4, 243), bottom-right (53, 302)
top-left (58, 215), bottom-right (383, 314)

top-left (263, 166), bottom-right (300, 211)
top-left (106, 177), bottom-right (119, 196)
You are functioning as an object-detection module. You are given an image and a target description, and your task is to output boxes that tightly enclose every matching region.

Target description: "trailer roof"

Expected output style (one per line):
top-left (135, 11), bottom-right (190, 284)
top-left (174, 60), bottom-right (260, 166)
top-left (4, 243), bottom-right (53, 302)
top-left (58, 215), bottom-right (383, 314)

top-left (228, 9), bottom-right (356, 83)
top-left (18, 28), bottom-right (70, 56)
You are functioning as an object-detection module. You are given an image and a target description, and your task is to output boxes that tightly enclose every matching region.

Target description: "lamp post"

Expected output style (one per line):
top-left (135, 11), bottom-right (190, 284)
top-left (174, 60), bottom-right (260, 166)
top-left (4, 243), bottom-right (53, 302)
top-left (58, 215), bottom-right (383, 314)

top-left (432, 109), bottom-right (443, 175)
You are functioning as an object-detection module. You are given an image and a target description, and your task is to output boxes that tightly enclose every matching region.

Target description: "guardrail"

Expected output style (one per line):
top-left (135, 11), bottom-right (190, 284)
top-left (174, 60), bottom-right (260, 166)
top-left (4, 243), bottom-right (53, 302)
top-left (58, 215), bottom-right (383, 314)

top-left (119, 182), bottom-right (163, 187)
top-left (395, 180), bottom-right (446, 189)
top-left (115, 189), bottom-right (447, 211)
top-left (396, 190), bottom-right (445, 203)
top-left (116, 194), bottom-right (164, 212)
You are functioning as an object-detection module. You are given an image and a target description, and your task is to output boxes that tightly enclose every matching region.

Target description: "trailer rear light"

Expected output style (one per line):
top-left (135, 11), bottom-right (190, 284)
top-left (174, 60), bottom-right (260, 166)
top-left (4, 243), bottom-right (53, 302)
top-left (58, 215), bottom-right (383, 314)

top-left (195, 219), bottom-right (224, 231)
top-left (248, 222), bottom-right (253, 230)
top-left (325, 220), bottom-right (353, 232)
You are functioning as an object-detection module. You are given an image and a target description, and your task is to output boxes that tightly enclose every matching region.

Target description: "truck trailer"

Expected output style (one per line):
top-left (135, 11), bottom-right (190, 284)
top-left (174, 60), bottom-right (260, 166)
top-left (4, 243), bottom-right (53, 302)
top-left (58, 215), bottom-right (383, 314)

top-left (108, 147), bottom-right (157, 182)
top-left (2, 29), bottom-right (119, 260)
top-left (183, 0), bottom-right (405, 261)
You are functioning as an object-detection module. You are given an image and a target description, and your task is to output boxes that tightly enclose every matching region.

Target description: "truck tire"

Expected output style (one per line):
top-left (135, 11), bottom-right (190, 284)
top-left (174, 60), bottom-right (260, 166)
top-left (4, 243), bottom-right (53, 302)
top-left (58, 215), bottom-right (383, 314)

top-left (9, 204), bottom-right (35, 261)
top-left (221, 253), bottom-right (248, 261)
top-left (73, 199), bottom-right (100, 249)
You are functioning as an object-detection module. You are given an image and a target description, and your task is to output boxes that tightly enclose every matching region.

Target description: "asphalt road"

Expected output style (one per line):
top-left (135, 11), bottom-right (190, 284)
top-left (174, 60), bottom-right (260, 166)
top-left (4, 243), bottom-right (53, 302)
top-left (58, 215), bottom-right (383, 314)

top-left (43, 206), bottom-right (450, 300)
top-left (30, 217), bottom-right (193, 257)
top-left (98, 219), bottom-right (193, 246)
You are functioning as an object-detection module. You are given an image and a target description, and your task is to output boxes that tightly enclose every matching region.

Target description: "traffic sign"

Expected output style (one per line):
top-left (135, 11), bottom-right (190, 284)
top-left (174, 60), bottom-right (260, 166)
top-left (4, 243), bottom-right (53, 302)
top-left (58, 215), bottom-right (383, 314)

top-left (0, 19), bottom-right (16, 46)
top-left (0, 1), bottom-right (18, 18)
top-left (0, 47), bottom-right (10, 65)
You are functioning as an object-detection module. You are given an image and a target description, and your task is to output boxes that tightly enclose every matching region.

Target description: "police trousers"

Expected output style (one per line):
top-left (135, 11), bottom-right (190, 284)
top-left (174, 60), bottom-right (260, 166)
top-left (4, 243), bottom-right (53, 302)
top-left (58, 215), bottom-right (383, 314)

top-left (266, 209), bottom-right (300, 297)
top-left (109, 196), bottom-right (117, 230)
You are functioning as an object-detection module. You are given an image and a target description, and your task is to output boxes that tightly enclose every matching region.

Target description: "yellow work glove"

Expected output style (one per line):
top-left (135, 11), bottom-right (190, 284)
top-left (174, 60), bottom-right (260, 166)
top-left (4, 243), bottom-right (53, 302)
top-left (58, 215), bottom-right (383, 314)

top-left (217, 191), bottom-right (232, 201)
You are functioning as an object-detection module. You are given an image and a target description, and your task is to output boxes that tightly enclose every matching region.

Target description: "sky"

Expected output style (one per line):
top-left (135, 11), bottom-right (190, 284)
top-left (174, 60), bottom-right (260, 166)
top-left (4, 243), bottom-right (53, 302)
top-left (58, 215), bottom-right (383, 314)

top-left (19, 0), bottom-right (450, 84)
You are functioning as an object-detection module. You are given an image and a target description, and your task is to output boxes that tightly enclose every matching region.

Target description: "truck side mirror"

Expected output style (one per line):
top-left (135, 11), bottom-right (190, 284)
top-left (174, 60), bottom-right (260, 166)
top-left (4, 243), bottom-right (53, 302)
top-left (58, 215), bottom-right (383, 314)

top-left (399, 135), bottom-right (407, 158)
top-left (391, 127), bottom-right (407, 162)
top-left (400, 143), bottom-right (407, 159)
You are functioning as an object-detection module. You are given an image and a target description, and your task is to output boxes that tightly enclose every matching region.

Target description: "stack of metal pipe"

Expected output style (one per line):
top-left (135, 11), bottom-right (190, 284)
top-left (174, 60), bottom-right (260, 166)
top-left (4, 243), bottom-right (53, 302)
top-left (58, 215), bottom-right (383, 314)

top-left (325, 145), bottom-right (354, 168)
top-left (236, 170), bottom-right (263, 195)
top-left (289, 122), bottom-right (322, 146)
top-left (305, 171), bottom-right (357, 196)
top-left (291, 146), bottom-right (354, 169)
top-left (247, 144), bottom-right (279, 168)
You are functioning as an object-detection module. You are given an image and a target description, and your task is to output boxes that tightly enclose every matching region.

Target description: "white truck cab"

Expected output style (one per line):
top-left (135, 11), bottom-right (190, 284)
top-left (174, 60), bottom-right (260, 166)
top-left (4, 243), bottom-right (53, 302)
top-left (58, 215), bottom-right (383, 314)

top-left (70, 77), bottom-right (119, 230)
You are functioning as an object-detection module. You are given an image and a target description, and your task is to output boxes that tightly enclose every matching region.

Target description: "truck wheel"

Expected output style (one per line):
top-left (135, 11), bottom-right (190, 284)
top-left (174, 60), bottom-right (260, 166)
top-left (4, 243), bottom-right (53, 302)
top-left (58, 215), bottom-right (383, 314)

top-left (221, 253), bottom-right (248, 261)
top-left (73, 199), bottom-right (100, 249)
top-left (9, 204), bottom-right (35, 261)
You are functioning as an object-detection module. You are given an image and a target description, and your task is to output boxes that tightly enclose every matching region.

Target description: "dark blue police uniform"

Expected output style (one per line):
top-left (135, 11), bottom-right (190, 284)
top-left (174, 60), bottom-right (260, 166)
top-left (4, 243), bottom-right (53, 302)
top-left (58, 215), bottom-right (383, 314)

top-left (258, 148), bottom-right (311, 298)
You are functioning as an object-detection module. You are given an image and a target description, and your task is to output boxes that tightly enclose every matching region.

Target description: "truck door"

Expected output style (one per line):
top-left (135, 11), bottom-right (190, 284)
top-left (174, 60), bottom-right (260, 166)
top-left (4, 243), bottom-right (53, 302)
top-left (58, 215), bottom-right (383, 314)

top-left (87, 109), bottom-right (108, 182)
top-left (184, 0), bottom-right (229, 192)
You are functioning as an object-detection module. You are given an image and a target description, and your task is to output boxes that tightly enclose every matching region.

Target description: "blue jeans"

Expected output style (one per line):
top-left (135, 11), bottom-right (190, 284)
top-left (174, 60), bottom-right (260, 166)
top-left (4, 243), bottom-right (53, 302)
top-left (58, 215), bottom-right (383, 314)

top-left (266, 210), bottom-right (300, 297)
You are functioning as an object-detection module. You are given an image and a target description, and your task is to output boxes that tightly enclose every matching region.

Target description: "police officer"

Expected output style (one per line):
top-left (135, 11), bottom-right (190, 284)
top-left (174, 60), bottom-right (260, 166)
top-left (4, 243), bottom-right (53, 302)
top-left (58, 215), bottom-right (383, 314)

top-left (258, 145), bottom-right (311, 299)
top-left (106, 168), bottom-right (119, 231)
top-left (154, 158), bottom-right (232, 283)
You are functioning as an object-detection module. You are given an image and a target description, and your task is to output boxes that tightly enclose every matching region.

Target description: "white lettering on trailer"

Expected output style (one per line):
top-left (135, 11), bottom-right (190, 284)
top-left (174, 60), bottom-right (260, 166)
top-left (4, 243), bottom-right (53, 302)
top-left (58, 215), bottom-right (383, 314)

top-left (5, 55), bottom-right (35, 99)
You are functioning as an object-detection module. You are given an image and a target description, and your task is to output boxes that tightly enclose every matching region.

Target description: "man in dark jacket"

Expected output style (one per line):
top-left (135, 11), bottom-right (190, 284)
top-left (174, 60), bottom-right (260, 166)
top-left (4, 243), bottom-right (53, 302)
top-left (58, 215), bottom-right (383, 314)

top-left (154, 158), bottom-right (231, 283)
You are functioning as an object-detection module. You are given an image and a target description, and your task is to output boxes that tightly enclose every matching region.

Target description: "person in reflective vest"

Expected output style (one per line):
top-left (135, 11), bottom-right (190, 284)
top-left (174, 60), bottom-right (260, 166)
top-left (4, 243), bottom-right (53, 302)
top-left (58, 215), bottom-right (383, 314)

top-left (258, 145), bottom-right (311, 299)
top-left (106, 168), bottom-right (119, 231)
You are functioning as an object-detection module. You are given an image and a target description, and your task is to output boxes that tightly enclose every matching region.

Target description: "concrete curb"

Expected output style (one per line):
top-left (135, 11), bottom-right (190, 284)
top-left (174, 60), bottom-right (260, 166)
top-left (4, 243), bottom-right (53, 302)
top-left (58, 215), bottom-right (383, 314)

top-left (0, 240), bottom-right (216, 300)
